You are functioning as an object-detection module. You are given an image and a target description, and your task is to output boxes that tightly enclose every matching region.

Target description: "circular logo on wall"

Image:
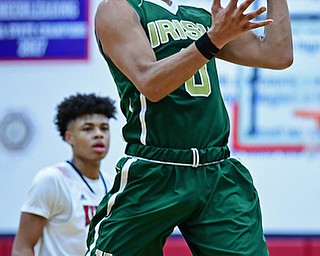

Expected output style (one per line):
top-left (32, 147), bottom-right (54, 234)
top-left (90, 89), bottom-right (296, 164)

top-left (0, 111), bottom-right (34, 151)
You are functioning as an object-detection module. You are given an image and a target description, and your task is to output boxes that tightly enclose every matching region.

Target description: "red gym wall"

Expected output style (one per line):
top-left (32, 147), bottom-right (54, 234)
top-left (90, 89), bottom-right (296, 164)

top-left (2, 235), bottom-right (320, 256)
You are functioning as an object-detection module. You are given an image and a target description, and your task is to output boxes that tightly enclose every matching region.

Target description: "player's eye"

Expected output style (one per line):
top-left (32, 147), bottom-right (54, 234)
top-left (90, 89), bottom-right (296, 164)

top-left (82, 126), bottom-right (93, 131)
top-left (101, 126), bottom-right (109, 131)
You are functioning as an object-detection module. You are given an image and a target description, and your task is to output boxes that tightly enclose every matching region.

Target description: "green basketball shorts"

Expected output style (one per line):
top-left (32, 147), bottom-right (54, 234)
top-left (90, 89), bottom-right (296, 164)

top-left (86, 146), bottom-right (269, 256)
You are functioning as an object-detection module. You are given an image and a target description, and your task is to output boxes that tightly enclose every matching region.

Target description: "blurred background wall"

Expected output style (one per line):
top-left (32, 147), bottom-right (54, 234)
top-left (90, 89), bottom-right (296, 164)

top-left (0, 0), bottom-right (319, 254)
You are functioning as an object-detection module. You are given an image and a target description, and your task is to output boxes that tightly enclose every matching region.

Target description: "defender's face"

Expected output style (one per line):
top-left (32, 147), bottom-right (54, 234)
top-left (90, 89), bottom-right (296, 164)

top-left (65, 114), bottom-right (111, 162)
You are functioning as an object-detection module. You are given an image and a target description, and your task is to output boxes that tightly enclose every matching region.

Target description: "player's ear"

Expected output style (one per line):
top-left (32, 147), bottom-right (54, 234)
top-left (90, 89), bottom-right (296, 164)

top-left (64, 131), bottom-right (72, 144)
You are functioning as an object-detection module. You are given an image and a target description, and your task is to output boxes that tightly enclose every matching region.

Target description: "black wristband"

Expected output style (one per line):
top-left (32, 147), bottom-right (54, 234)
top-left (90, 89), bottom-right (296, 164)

top-left (195, 33), bottom-right (220, 60)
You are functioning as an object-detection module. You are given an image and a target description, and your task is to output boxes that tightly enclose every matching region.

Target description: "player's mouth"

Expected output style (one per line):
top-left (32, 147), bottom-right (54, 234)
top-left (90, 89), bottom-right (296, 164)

top-left (92, 142), bottom-right (106, 153)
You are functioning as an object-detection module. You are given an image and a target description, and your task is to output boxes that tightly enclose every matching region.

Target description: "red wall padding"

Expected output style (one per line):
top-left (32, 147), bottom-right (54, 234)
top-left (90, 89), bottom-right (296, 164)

top-left (162, 236), bottom-right (320, 256)
top-left (2, 235), bottom-right (320, 256)
top-left (0, 236), bottom-right (14, 256)
top-left (163, 237), bottom-right (310, 255)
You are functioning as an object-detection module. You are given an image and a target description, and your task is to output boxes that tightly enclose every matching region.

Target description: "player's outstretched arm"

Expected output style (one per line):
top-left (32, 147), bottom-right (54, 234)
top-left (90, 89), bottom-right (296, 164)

top-left (95, 0), bottom-right (208, 102)
top-left (214, 0), bottom-right (293, 69)
top-left (95, 0), bottom-right (277, 102)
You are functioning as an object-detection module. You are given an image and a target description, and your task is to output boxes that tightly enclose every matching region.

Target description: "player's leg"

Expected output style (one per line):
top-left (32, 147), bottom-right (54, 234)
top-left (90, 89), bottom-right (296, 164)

top-left (134, 229), bottom-right (175, 256)
top-left (87, 157), bottom-right (194, 256)
top-left (179, 158), bottom-right (269, 256)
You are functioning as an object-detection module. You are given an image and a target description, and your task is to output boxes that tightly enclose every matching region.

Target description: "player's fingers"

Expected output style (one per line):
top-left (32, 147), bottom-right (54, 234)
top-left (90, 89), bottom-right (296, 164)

top-left (248, 19), bottom-right (274, 30)
top-left (238, 0), bottom-right (255, 14)
top-left (225, 0), bottom-right (238, 10)
top-left (244, 6), bottom-right (267, 21)
top-left (212, 0), bottom-right (222, 12)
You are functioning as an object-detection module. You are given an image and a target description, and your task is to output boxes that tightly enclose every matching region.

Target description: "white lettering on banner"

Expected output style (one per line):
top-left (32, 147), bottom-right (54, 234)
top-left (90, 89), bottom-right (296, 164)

top-left (0, 0), bottom-right (79, 20)
top-left (17, 38), bottom-right (48, 57)
top-left (39, 22), bottom-right (87, 38)
top-left (0, 22), bottom-right (87, 39)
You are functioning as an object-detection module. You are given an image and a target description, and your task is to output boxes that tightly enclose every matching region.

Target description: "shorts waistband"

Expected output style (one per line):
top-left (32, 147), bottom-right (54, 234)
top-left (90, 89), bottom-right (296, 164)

top-left (125, 144), bottom-right (230, 168)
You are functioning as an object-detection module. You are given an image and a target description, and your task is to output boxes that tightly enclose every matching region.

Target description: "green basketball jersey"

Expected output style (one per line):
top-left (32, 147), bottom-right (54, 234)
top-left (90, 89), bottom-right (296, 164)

top-left (98, 0), bottom-right (230, 149)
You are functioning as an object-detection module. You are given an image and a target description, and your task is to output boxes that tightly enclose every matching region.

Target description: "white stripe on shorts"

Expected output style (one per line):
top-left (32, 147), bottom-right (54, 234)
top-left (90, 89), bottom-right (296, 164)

top-left (86, 158), bottom-right (136, 256)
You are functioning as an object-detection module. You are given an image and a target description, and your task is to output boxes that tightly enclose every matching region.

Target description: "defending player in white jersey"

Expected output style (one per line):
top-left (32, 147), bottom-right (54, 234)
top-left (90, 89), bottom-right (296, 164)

top-left (12, 93), bottom-right (116, 256)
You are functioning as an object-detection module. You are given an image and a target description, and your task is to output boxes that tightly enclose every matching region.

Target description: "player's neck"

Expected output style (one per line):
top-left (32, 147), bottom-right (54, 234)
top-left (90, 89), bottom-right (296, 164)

top-left (70, 159), bottom-right (100, 179)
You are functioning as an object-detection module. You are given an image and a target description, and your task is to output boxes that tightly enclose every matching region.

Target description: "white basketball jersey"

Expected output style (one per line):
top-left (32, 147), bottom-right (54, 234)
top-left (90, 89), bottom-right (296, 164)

top-left (21, 161), bottom-right (112, 256)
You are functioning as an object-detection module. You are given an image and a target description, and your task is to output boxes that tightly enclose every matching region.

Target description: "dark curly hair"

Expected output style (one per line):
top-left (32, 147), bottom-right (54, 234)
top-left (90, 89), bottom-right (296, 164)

top-left (54, 93), bottom-right (116, 140)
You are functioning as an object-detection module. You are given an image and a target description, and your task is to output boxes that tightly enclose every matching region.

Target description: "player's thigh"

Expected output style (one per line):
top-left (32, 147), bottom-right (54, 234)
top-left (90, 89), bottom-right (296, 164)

top-left (180, 158), bottom-right (269, 256)
top-left (92, 158), bottom-right (192, 255)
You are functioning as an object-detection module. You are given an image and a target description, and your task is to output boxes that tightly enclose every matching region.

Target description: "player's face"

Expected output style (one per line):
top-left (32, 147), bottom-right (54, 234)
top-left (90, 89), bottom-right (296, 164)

top-left (65, 114), bottom-right (111, 163)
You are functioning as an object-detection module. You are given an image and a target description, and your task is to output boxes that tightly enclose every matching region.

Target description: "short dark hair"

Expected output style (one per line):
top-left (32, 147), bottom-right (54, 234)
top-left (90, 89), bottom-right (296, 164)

top-left (54, 93), bottom-right (116, 140)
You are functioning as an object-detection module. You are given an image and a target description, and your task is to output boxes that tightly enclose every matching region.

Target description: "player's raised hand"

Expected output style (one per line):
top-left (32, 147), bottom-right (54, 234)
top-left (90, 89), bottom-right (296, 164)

top-left (208, 0), bottom-right (273, 49)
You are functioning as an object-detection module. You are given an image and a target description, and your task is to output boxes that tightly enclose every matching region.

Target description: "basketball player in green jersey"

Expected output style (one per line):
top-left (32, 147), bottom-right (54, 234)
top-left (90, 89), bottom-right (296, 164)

top-left (86, 0), bottom-right (293, 255)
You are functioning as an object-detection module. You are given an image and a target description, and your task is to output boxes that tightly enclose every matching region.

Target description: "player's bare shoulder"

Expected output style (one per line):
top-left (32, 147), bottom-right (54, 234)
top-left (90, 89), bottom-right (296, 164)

top-left (95, 0), bottom-right (115, 22)
top-left (95, 0), bottom-right (138, 31)
top-left (96, 0), bottom-right (133, 16)
top-left (96, 0), bottom-right (116, 11)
